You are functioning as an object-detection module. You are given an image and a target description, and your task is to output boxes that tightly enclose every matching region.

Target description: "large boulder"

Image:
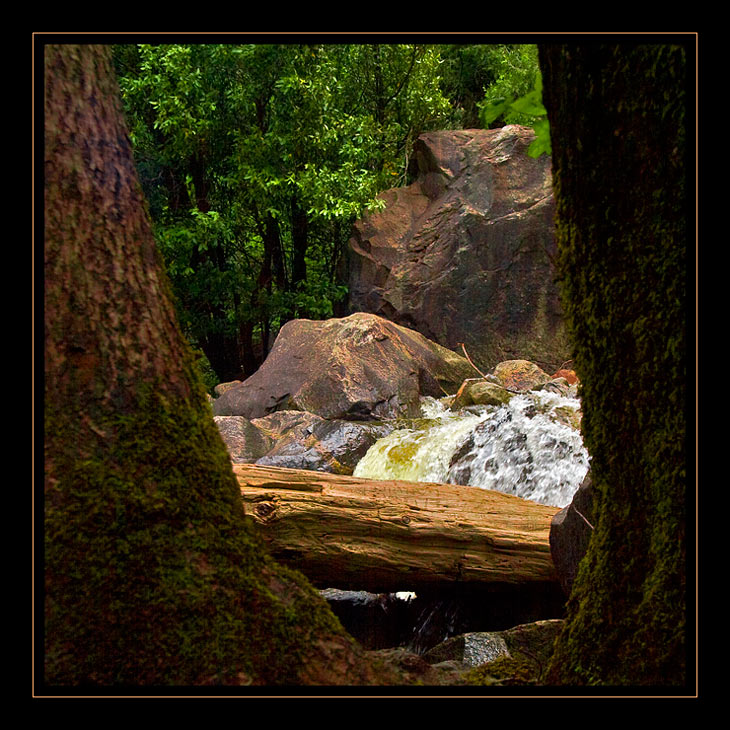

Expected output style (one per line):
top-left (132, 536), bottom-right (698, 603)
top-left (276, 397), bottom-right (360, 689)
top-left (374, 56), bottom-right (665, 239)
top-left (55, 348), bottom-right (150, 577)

top-left (212, 312), bottom-right (475, 421)
top-left (348, 126), bottom-right (570, 372)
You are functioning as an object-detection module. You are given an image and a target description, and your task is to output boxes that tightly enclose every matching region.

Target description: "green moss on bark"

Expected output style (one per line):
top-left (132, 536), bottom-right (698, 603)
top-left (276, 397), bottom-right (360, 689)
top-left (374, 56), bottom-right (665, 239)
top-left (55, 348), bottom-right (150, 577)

top-left (539, 43), bottom-right (689, 687)
top-left (42, 44), bottom-right (376, 688)
top-left (44, 361), bottom-right (352, 686)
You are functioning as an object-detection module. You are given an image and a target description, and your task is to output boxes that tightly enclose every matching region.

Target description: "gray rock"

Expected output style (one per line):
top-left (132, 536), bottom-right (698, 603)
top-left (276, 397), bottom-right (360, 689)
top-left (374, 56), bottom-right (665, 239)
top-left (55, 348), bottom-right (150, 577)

top-left (423, 632), bottom-right (510, 667)
top-left (213, 416), bottom-right (274, 463)
top-left (256, 419), bottom-right (396, 474)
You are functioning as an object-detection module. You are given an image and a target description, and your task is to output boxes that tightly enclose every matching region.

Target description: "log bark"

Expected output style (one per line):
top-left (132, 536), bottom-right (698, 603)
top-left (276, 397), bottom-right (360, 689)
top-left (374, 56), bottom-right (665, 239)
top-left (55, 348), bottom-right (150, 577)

top-left (235, 464), bottom-right (560, 594)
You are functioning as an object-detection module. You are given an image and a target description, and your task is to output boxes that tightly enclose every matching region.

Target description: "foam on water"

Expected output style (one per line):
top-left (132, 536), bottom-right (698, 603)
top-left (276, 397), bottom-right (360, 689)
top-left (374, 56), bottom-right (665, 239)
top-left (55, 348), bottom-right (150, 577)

top-left (353, 398), bottom-right (489, 484)
top-left (353, 391), bottom-right (589, 508)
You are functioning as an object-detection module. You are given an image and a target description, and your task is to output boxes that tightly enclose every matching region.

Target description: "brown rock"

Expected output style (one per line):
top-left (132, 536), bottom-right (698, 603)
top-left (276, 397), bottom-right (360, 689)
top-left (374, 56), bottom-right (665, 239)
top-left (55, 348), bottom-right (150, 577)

top-left (213, 415), bottom-right (276, 463)
top-left (213, 312), bottom-right (475, 421)
top-left (552, 368), bottom-right (579, 385)
top-left (451, 378), bottom-right (514, 410)
top-left (549, 472), bottom-right (596, 596)
top-left (492, 359), bottom-right (551, 392)
top-left (348, 126), bottom-right (570, 372)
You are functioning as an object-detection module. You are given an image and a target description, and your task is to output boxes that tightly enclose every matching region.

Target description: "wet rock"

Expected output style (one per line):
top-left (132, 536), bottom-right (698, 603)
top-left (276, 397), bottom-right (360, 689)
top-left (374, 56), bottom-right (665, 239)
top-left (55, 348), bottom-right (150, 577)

top-left (450, 379), bottom-right (514, 410)
top-left (422, 618), bottom-right (564, 678)
top-left (256, 419), bottom-right (396, 475)
top-left (534, 376), bottom-right (572, 396)
top-left (422, 632), bottom-right (510, 667)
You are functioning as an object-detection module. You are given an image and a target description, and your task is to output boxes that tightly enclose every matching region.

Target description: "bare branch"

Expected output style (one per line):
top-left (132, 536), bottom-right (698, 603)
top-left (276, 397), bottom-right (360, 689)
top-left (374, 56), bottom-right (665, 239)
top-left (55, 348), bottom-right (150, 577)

top-left (457, 342), bottom-right (488, 379)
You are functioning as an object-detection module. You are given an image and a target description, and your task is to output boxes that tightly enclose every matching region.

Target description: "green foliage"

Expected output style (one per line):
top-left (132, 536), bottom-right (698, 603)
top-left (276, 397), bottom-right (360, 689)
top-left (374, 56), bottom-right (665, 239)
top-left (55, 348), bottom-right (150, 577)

top-left (114, 42), bottom-right (552, 382)
top-left (114, 43), bottom-right (455, 381)
top-left (478, 45), bottom-right (541, 123)
top-left (478, 46), bottom-right (551, 157)
top-left (436, 44), bottom-right (502, 128)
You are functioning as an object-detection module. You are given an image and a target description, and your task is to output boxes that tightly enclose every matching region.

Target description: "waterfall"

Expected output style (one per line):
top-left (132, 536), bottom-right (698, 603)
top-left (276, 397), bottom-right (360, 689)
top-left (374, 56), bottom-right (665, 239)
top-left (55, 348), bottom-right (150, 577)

top-left (353, 390), bottom-right (589, 508)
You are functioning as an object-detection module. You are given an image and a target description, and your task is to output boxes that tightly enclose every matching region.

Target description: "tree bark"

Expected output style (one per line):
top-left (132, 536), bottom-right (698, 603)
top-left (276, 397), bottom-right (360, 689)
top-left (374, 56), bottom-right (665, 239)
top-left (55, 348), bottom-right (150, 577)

top-left (539, 42), bottom-right (690, 687)
top-left (42, 44), bottom-right (388, 687)
top-left (290, 194), bottom-right (308, 312)
top-left (235, 464), bottom-right (560, 594)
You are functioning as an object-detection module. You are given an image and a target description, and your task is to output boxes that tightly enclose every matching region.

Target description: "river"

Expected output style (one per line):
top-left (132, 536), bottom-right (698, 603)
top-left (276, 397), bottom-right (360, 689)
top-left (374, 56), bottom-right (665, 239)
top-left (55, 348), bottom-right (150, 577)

top-left (353, 390), bottom-right (589, 508)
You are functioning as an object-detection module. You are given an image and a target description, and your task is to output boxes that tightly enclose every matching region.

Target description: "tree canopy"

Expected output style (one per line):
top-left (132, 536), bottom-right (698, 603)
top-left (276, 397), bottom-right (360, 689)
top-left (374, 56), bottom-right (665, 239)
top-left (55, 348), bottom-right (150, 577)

top-left (112, 42), bottom-right (543, 384)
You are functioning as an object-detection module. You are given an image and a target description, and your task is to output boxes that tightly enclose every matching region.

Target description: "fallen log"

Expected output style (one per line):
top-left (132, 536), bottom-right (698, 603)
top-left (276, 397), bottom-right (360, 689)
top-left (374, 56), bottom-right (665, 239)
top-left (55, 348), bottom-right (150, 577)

top-left (235, 464), bottom-right (560, 594)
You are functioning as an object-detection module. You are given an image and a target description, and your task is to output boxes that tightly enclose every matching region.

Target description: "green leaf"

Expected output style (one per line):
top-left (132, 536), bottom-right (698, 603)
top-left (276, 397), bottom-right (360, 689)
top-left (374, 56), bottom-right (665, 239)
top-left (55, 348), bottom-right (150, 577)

top-left (527, 119), bottom-right (552, 158)
top-left (510, 89), bottom-right (547, 118)
top-left (480, 97), bottom-right (513, 126)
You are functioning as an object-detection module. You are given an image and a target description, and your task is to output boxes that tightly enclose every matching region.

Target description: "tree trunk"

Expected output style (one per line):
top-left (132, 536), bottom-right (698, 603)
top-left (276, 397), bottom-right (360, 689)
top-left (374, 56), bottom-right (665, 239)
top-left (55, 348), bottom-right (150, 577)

top-left (539, 42), bottom-right (690, 687)
top-left (235, 464), bottom-right (560, 594)
top-left (201, 327), bottom-right (243, 384)
top-left (42, 44), bottom-right (389, 687)
top-left (290, 194), bottom-right (308, 313)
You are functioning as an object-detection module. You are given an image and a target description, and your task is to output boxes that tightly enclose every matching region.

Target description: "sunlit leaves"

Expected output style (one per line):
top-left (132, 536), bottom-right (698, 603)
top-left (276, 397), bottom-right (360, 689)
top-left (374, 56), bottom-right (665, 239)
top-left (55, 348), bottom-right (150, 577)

top-left (527, 118), bottom-right (552, 158)
top-left (478, 52), bottom-right (551, 158)
top-left (114, 42), bottom-right (554, 378)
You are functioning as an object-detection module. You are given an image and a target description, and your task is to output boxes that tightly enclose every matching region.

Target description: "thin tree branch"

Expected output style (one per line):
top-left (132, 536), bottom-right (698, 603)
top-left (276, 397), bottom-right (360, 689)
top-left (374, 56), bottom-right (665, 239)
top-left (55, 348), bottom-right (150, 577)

top-left (457, 342), bottom-right (488, 379)
top-left (571, 504), bottom-right (594, 530)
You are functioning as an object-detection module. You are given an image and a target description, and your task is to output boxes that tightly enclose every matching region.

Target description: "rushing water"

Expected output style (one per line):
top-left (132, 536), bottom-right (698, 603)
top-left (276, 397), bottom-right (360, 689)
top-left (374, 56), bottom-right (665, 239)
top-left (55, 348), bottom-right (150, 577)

top-left (353, 390), bottom-right (589, 508)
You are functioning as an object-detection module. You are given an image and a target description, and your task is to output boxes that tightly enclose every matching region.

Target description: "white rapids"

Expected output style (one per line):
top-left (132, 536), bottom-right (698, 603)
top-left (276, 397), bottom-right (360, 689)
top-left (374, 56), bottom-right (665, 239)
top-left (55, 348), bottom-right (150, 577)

top-left (353, 391), bottom-right (590, 508)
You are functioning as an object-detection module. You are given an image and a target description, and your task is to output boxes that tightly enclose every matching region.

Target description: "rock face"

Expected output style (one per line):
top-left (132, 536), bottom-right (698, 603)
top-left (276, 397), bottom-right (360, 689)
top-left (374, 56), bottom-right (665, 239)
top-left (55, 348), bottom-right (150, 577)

top-left (348, 126), bottom-right (570, 372)
top-left (549, 472), bottom-right (596, 596)
top-left (212, 312), bottom-right (475, 421)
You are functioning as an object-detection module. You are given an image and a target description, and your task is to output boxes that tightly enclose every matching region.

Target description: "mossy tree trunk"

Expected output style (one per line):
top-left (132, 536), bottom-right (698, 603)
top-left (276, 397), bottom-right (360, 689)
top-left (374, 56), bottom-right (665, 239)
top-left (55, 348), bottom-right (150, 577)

top-left (538, 43), bottom-right (690, 686)
top-left (43, 44), bottom-right (386, 687)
